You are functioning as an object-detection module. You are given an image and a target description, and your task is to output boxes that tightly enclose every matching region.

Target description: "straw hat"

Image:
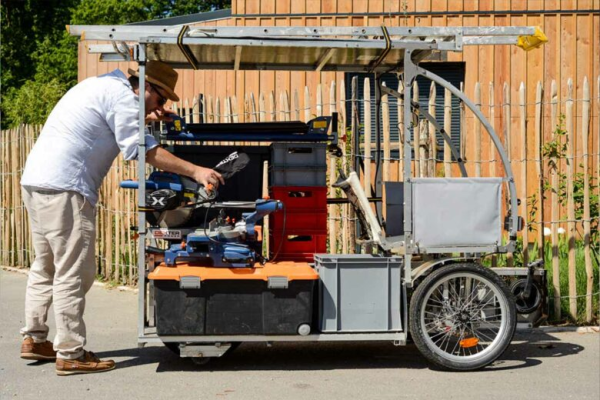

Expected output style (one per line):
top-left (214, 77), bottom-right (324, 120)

top-left (128, 60), bottom-right (180, 102)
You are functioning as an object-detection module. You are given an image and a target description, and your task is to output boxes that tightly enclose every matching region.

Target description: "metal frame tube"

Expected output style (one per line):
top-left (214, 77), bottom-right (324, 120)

top-left (137, 44), bottom-right (147, 342)
top-left (412, 63), bottom-right (518, 239)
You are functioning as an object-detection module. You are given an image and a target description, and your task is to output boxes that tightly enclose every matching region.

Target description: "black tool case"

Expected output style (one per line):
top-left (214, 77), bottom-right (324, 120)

top-left (150, 262), bottom-right (318, 335)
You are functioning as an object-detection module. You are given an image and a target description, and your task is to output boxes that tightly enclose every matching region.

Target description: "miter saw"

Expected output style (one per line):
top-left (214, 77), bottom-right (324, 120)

top-left (121, 151), bottom-right (283, 267)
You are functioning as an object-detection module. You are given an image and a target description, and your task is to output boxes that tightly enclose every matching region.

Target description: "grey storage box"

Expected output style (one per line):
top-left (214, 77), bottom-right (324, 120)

top-left (315, 254), bottom-right (403, 332)
top-left (411, 178), bottom-right (502, 249)
top-left (271, 143), bottom-right (327, 168)
top-left (270, 166), bottom-right (327, 186)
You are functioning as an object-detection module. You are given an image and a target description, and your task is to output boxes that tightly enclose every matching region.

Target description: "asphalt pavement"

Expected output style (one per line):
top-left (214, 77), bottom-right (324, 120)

top-left (1, 268), bottom-right (599, 400)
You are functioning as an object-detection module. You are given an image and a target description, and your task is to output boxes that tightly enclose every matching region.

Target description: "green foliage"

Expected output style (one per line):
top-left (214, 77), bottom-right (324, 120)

top-left (1, 0), bottom-right (231, 128)
top-left (3, 79), bottom-right (67, 125)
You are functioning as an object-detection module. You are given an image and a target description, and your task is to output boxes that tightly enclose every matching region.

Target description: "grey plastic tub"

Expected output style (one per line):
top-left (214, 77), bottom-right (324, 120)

top-left (270, 166), bottom-right (327, 186)
top-left (270, 143), bottom-right (327, 168)
top-left (314, 254), bottom-right (403, 332)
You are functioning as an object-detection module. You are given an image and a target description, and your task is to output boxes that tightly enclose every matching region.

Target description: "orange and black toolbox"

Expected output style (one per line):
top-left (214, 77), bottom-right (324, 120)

top-left (149, 261), bottom-right (318, 336)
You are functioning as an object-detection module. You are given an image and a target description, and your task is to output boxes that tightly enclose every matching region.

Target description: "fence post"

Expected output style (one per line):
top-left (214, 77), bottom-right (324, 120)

top-left (519, 82), bottom-right (528, 265)
top-left (581, 77), bottom-right (593, 323)
top-left (364, 78), bottom-right (372, 197)
top-left (304, 86), bottom-right (311, 122)
top-left (269, 91), bottom-right (276, 121)
top-left (428, 81), bottom-right (437, 177)
top-left (565, 78), bottom-right (577, 319)
top-left (397, 80), bottom-right (404, 180)
top-left (550, 79), bottom-right (561, 320)
top-left (535, 81), bottom-right (544, 259)
top-left (503, 83), bottom-right (513, 267)
top-left (444, 88), bottom-right (452, 177)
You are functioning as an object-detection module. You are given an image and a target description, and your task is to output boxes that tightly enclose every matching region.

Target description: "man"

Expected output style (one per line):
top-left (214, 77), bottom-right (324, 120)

top-left (19, 61), bottom-right (223, 376)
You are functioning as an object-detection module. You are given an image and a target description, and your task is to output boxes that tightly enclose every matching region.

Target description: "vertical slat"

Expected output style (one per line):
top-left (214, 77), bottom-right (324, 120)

top-left (269, 91), bottom-right (276, 121)
top-left (474, 82), bottom-right (482, 177)
top-left (191, 95), bottom-right (199, 123)
top-left (259, 93), bottom-right (266, 122)
top-left (349, 76), bottom-right (359, 253)
top-left (250, 93), bottom-right (257, 123)
top-left (565, 78), bottom-right (577, 319)
top-left (413, 81), bottom-right (421, 177)
top-left (339, 79), bottom-right (349, 254)
top-left (293, 89), bottom-right (300, 121)
top-left (428, 82), bottom-right (437, 177)
top-left (519, 82), bottom-right (528, 265)
top-left (550, 80), bottom-right (561, 320)
top-left (279, 91), bottom-right (286, 121)
top-left (382, 82), bottom-right (391, 182)
top-left (304, 86), bottom-right (311, 122)
top-left (534, 81), bottom-right (544, 259)
top-left (580, 77), bottom-right (593, 323)
top-left (364, 78), bottom-right (372, 195)
top-left (397, 80), bottom-right (404, 181)
top-left (329, 81), bottom-right (338, 254)
top-left (316, 84), bottom-right (323, 117)
top-left (503, 82), bottom-right (513, 267)
top-left (225, 96), bottom-right (232, 124)
top-left (444, 88), bottom-right (452, 177)
top-left (215, 97), bottom-right (221, 123)
top-left (232, 95), bottom-right (239, 123)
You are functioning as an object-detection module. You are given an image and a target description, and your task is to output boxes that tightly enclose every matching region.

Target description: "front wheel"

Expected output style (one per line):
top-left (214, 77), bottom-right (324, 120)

top-left (409, 263), bottom-right (517, 371)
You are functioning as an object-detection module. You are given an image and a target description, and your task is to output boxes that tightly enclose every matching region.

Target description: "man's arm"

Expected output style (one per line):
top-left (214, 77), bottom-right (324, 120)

top-left (146, 146), bottom-right (224, 188)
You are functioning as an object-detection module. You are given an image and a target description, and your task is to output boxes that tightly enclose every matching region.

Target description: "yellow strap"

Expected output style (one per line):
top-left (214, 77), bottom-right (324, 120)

top-left (517, 26), bottom-right (548, 51)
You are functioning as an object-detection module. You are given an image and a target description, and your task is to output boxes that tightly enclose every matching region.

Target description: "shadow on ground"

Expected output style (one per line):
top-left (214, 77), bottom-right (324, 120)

top-left (89, 331), bottom-right (584, 373)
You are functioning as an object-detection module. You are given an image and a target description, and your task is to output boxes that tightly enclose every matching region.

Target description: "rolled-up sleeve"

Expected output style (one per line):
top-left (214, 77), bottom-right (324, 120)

top-left (106, 93), bottom-right (159, 161)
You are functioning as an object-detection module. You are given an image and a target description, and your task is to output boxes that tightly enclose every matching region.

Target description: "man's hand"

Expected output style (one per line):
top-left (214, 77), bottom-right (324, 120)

top-left (145, 107), bottom-right (176, 124)
top-left (193, 166), bottom-right (224, 188)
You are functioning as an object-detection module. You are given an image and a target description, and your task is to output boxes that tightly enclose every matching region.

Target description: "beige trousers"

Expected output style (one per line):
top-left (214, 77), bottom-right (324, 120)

top-left (21, 187), bottom-right (96, 360)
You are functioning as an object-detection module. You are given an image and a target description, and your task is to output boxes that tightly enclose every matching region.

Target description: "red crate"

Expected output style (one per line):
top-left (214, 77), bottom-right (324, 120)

top-left (271, 210), bottom-right (327, 232)
top-left (270, 186), bottom-right (328, 212)
top-left (270, 231), bottom-right (327, 261)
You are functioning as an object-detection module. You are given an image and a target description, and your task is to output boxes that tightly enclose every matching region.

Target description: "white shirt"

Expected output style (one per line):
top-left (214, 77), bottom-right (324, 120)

top-left (21, 69), bottom-right (158, 206)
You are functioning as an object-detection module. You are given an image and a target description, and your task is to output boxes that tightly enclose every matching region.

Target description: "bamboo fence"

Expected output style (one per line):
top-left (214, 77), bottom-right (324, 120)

top-left (1, 76), bottom-right (599, 322)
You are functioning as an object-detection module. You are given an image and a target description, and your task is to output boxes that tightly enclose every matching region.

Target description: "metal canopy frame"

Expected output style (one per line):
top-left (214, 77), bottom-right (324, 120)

top-left (68, 24), bottom-right (540, 345)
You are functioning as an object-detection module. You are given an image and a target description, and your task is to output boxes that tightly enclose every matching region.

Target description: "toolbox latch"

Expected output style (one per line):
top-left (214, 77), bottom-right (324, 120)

top-left (180, 276), bottom-right (201, 289)
top-left (268, 276), bottom-right (289, 289)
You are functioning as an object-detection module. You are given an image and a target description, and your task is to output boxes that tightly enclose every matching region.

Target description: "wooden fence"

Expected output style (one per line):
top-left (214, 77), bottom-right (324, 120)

top-left (1, 76), bottom-right (599, 322)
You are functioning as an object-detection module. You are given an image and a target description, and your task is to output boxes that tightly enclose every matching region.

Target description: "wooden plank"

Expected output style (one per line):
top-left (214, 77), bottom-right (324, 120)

top-left (474, 82), bottom-right (482, 177)
top-left (550, 80), bottom-right (561, 320)
top-left (579, 77), bottom-right (594, 323)
top-left (503, 82), bottom-right (513, 267)
top-left (349, 76), bottom-right (359, 253)
top-left (269, 91), bottom-right (276, 121)
top-left (329, 80), bottom-right (338, 254)
top-left (534, 81), bottom-right (545, 258)
top-left (364, 78), bottom-right (372, 195)
top-left (519, 82), bottom-right (529, 264)
top-left (489, 82), bottom-right (496, 179)
top-left (397, 80), bottom-right (405, 180)
top-left (565, 78), bottom-right (577, 319)
top-left (382, 82), bottom-right (391, 182)
top-left (428, 82), bottom-right (437, 177)
top-left (304, 86), bottom-right (311, 122)
top-left (444, 88), bottom-right (452, 177)
top-left (259, 92), bottom-right (266, 122)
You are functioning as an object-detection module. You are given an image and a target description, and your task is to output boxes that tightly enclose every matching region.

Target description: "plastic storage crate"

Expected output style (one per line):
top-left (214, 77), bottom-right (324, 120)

top-left (271, 210), bottom-right (327, 232)
top-left (314, 254), bottom-right (403, 332)
top-left (270, 231), bottom-right (327, 262)
top-left (270, 143), bottom-right (327, 168)
top-left (270, 166), bottom-right (327, 186)
top-left (270, 186), bottom-right (328, 210)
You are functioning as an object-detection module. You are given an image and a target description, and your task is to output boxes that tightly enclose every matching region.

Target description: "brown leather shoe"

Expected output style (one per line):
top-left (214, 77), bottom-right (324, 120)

top-left (21, 337), bottom-right (57, 361)
top-left (56, 350), bottom-right (115, 376)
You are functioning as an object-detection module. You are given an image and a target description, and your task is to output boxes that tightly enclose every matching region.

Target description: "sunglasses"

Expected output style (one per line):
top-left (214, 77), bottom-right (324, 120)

top-left (149, 83), bottom-right (168, 106)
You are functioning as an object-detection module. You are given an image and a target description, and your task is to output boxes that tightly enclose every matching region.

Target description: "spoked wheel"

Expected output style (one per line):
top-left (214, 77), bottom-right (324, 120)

top-left (409, 263), bottom-right (517, 371)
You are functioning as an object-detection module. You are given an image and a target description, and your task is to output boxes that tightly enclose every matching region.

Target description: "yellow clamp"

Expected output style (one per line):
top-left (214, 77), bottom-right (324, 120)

top-left (517, 26), bottom-right (548, 51)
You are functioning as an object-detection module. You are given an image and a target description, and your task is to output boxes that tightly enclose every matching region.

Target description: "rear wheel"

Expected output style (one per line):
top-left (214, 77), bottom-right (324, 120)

top-left (409, 263), bottom-right (517, 371)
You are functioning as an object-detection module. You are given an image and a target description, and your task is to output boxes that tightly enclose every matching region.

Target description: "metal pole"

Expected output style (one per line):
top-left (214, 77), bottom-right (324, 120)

top-left (137, 43), bottom-right (147, 343)
top-left (403, 51), bottom-right (415, 284)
